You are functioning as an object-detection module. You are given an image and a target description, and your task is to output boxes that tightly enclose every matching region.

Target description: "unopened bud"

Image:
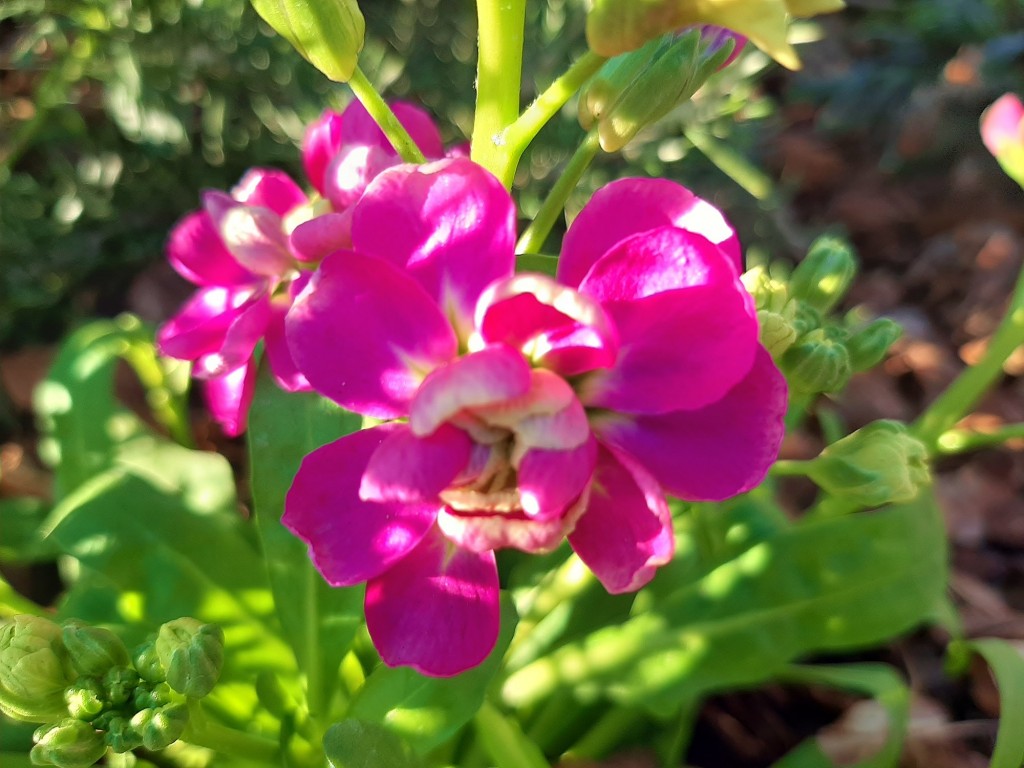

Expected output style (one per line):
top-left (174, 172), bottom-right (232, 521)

top-left (781, 329), bottom-right (851, 394)
top-left (131, 703), bottom-right (189, 751)
top-left (742, 265), bottom-right (791, 314)
top-left (102, 667), bottom-right (139, 707)
top-left (156, 619), bottom-right (224, 699)
top-left (846, 318), bottom-right (902, 372)
top-left (103, 716), bottom-right (143, 754)
top-left (131, 640), bottom-right (165, 684)
top-left (62, 622), bottom-right (129, 678)
top-left (133, 680), bottom-right (172, 710)
top-left (579, 37), bottom-right (665, 130)
top-left (250, 0), bottom-right (364, 83)
top-left (806, 420), bottom-right (929, 507)
top-left (30, 719), bottom-right (106, 768)
top-left (1, 616), bottom-right (76, 723)
top-left (790, 237), bottom-right (857, 314)
top-left (64, 677), bottom-right (105, 721)
top-left (758, 310), bottom-right (798, 357)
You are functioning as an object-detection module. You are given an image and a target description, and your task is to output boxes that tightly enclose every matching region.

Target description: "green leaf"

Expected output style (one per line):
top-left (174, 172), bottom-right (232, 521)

top-left (347, 596), bottom-right (518, 755)
top-left (955, 638), bottom-right (1024, 768)
top-left (772, 664), bottom-right (910, 768)
top-left (504, 491), bottom-right (947, 714)
top-left (247, 366), bottom-right (363, 716)
top-left (323, 719), bottom-right (418, 768)
top-left (0, 497), bottom-right (54, 563)
top-left (249, 0), bottom-right (365, 83)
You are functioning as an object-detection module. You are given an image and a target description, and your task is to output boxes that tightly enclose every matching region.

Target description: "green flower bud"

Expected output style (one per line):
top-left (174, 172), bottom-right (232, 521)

top-left (742, 265), bottom-right (791, 314)
top-left (781, 328), bottom-right (852, 394)
top-left (757, 310), bottom-right (798, 357)
top-left (102, 667), bottom-right (139, 707)
top-left (61, 622), bottom-right (129, 678)
top-left (156, 619), bottom-right (224, 699)
top-left (250, 0), bottom-right (364, 83)
top-left (806, 420), bottom-right (930, 507)
top-left (131, 640), bottom-right (165, 684)
top-left (132, 680), bottom-right (172, 710)
top-left (790, 237), bottom-right (857, 314)
top-left (791, 301), bottom-right (823, 337)
top-left (846, 318), bottom-right (902, 372)
top-left (131, 703), bottom-right (188, 751)
top-left (30, 719), bottom-right (106, 768)
top-left (64, 677), bottom-right (105, 721)
top-left (579, 37), bottom-right (664, 131)
top-left (103, 716), bottom-right (142, 754)
top-left (1, 616), bottom-right (76, 723)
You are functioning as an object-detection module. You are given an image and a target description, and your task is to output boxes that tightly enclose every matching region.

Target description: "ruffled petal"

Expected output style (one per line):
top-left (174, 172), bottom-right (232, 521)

top-left (303, 109), bottom-right (346, 195)
top-left (592, 346), bottom-right (787, 501)
top-left (323, 144), bottom-right (399, 211)
top-left (518, 436), bottom-right (597, 521)
top-left (288, 211), bottom-right (353, 263)
top-left (365, 528), bottom-right (499, 677)
top-left (476, 274), bottom-right (619, 377)
top-left (438, 500), bottom-right (585, 554)
top-left (351, 158), bottom-right (516, 336)
top-left (203, 191), bottom-right (293, 277)
top-left (232, 168), bottom-right (307, 217)
top-left (202, 361), bottom-right (256, 437)
top-left (264, 298), bottom-right (310, 392)
top-left (167, 211), bottom-right (254, 287)
top-left (192, 291), bottom-right (272, 378)
top-left (360, 423), bottom-right (473, 503)
top-left (410, 344), bottom-right (532, 437)
top-left (157, 286), bottom-right (256, 361)
top-left (284, 425), bottom-right (442, 586)
top-left (287, 251), bottom-right (457, 418)
top-left (559, 178), bottom-right (742, 288)
top-left (568, 445), bottom-right (673, 594)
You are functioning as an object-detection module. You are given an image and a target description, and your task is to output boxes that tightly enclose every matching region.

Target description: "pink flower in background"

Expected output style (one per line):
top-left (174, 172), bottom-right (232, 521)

top-left (283, 158), bottom-right (787, 676)
top-left (157, 101), bottom-right (443, 435)
top-left (981, 93), bottom-right (1024, 188)
top-left (698, 25), bottom-right (747, 69)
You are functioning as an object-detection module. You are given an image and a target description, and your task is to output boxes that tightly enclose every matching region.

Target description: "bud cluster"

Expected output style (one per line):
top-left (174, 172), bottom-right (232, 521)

top-left (1, 615), bottom-right (224, 768)
top-left (742, 236), bottom-right (902, 396)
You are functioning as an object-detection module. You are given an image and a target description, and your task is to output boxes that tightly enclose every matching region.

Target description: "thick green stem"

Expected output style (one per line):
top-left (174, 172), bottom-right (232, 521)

top-left (770, 459), bottom-right (817, 477)
top-left (183, 700), bottom-right (279, 762)
top-left (564, 706), bottom-right (643, 760)
top-left (470, 0), bottom-right (526, 185)
top-left (912, 264), bottom-right (1024, 449)
top-left (934, 423), bottom-right (1024, 455)
top-left (347, 67), bottom-right (425, 164)
top-left (473, 701), bottom-right (549, 768)
top-left (516, 130), bottom-right (600, 254)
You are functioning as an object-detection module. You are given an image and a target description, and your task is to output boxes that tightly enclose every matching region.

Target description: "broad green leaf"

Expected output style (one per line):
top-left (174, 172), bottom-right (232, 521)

top-left (250, 0), bottom-right (365, 83)
top-left (772, 664), bottom-right (910, 768)
top-left (955, 638), bottom-right (1024, 768)
top-left (504, 491), bottom-right (946, 714)
top-left (347, 597), bottom-right (518, 755)
top-left (323, 719), bottom-right (418, 768)
top-left (0, 497), bottom-right (54, 563)
top-left (248, 367), bottom-right (363, 717)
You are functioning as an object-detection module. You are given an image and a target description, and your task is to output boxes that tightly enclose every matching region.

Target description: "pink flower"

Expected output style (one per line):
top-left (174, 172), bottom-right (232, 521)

top-left (981, 93), bottom-right (1024, 157)
top-left (698, 25), bottom-right (747, 69)
top-left (283, 158), bottom-right (787, 676)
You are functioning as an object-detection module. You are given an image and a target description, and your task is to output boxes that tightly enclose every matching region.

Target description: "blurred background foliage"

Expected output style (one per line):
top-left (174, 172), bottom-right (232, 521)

top-left (1, 0), bottom-right (1022, 350)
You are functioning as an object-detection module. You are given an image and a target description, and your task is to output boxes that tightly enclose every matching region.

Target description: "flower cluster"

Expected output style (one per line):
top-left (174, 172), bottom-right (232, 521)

top-left (282, 157), bottom-right (787, 675)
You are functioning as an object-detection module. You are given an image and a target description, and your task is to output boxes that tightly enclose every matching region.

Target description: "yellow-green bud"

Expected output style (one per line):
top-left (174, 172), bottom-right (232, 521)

top-left (847, 318), bottom-right (902, 372)
top-left (30, 719), bottom-right (106, 768)
top-left (742, 265), bottom-right (791, 314)
top-left (156, 619), bottom-right (224, 699)
top-left (757, 310), bottom-right (798, 357)
top-left (64, 677), bottom-right (105, 721)
top-left (781, 328), bottom-right (852, 394)
top-left (133, 680), bottom-right (172, 710)
top-left (790, 237), bottom-right (857, 314)
top-left (250, 0), bottom-right (364, 83)
top-left (1, 616), bottom-right (76, 723)
top-left (103, 716), bottom-right (142, 754)
top-left (131, 640), bottom-right (165, 684)
top-left (806, 420), bottom-right (929, 507)
top-left (131, 703), bottom-right (188, 751)
top-left (61, 622), bottom-right (129, 678)
top-left (579, 37), bottom-right (665, 130)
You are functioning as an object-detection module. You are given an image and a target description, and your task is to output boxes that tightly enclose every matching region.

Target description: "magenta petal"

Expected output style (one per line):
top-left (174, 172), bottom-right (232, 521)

top-left (287, 251), bottom-right (457, 418)
top-left (981, 93), bottom-right (1024, 156)
top-left (360, 424), bottom-right (473, 503)
top-left (289, 211), bottom-right (353, 263)
top-left (351, 158), bottom-right (516, 335)
top-left (410, 344), bottom-right (532, 437)
top-left (303, 109), bottom-right (346, 195)
top-left (265, 299), bottom-right (310, 392)
top-left (323, 144), bottom-right (398, 211)
top-left (157, 286), bottom-right (254, 361)
top-left (167, 211), bottom-right (253, 287)
top-left (568, 445), bottom-right (673, 594)
top-left (593, 347), bottom-right (787, 501)
top-left (203, 361), bottom-right (256, 437)
top-left (583, 282), bottom-right (757, 414)
top-left (232, 168), bottom-right (307, 217)
top-left (365, 528), bottom-right (499, 677)
top-left (342, 99), bottom-right (444, 158)
top-left (519, 436), bottom-right (597, 521)
top-left (560, 178), bottom-right (742, 288)
top-left (203, 191), bottom-right (293, 277)
top-left (284, 425), bottom-right (441, 586)
top-left (193, 291), bottom-right (272, 378)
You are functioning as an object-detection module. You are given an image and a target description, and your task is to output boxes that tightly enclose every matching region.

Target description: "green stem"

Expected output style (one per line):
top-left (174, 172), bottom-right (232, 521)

top-left (470, 0), bottom-right (526, 185)
top-left (684, 126), bottom-right (776, 201)
top-left (934, 423), bottom-right (1024, 455)
top-left (770, 459), bottom-right (817, 477)
top-left (182, 700), bottom-right (279, 762)
top-left (347, 67), bottom-right (425, 164)
top-left (564, 706), bottom-right (643, 760)
top-left (473, 701), bottom-right (549, 768)
top-left (123, 339), bottom-right (193, 449)
top-left (516, 130), bottom-right (600, 254)
top-left (912, 263), bottom-right (1024, 449)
